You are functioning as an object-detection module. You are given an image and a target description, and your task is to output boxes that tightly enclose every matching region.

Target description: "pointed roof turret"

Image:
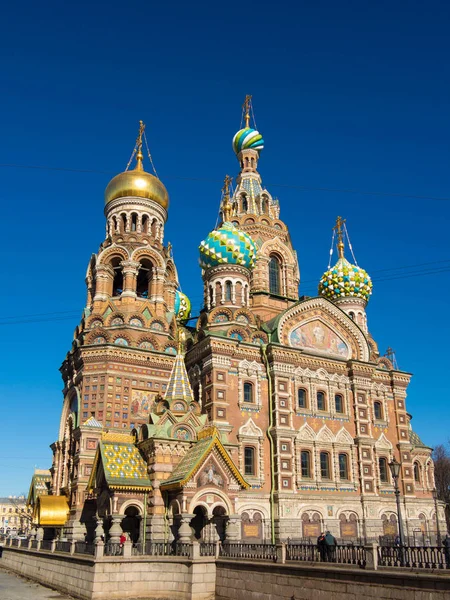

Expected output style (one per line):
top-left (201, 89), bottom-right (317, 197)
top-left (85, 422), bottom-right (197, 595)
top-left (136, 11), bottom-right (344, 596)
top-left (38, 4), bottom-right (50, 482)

top-left (164, 329), bottom-right (194, 405)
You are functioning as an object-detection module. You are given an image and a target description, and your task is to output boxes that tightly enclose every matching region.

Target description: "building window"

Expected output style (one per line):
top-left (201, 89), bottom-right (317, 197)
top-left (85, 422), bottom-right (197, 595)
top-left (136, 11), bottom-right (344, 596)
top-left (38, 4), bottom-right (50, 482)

top-left (335, 394), bottom-right (344, 413)
top-left (414, 462), bottom-right (420, 482)
top-left (317, 391), bottom-right (326, 411)
top-left (269, 256), bottom-right (281, 295)
top-left (244, 447), bottom-right (255, 476)
top-left (225, 281), bottom-right (232, 301)
top-left (374, 401), bottom-right (383, 420)
top-left (320, 452), bottom-right (330, 479)
top-left (298, 388), bottom-right (307, 409)
top-left (339, 453), bottom-right (349, 480)
top-left (379, 457), bottom-right (389, 483)
top-left (243, 382), bottom-right (254, 403)
top-left (301, 450), bottom-right (311, 478)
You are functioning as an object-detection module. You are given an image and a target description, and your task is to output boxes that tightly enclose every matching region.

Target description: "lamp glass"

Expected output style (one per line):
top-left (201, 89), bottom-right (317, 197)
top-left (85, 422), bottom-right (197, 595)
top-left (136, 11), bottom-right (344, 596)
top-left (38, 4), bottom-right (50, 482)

top-left (389, 458), bottom-right (401, 478)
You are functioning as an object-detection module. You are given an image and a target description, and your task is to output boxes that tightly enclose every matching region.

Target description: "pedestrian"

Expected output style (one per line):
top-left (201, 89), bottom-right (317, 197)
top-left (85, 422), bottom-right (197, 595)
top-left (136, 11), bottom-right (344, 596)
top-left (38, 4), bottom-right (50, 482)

top-left (443, 533), bottom-right (450, 568)
top-left (317, 532), bottom-right (327, 561)
top-left (325, 530), bottom-right (337, 562)
top-left (119, 533), bottom-right (126, 547)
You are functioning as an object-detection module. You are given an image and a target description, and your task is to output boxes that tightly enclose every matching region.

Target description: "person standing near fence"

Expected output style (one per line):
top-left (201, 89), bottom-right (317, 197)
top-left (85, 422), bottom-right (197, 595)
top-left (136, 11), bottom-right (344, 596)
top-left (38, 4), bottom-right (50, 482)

top-left (325, 531), bottom-right (337, 562)
top-left (443, 533), bottom-right (450, 568)
top-left (317, 532), bottom-right (327, 561)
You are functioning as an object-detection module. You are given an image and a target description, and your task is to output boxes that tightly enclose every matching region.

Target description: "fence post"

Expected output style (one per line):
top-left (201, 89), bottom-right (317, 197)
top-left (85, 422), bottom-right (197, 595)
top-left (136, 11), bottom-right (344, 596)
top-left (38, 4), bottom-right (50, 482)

top-left (191, 540), bottom-right (200, 560)
top-left (276, 543), bottom-right (286, 564)
top-left (364, 542), bottom-right (378, 571)
top-left (51, 539), bottom-right (56, 553)
top-left (17, 539), bottom-right (22, 549)
top-left (95, 540), bottom-right (104, 559)
top-left (70, 540), bottom-right (76, 555)
top-left (122, 540), bottom-right (132, 558)
top-left (36, 540), bottom-right (41, 552)
top-left (28, 538), bottom-right (33, 550)
top-left (215, 540), bottom-right (221, 559)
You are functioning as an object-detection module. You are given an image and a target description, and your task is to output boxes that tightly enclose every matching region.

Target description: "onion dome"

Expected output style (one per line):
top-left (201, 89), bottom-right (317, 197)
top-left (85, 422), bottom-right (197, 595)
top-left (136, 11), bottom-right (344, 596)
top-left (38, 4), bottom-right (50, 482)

top-left (199, 222), bottom-right (257, 270)
top-left (105, 122), bottom-right (169, 209)
top-left (319, 257), bottom-right (373, 302)
top-left (232, 127), bottom-right (264, 155)
top-left (174, 290), bottom-right (191, 321)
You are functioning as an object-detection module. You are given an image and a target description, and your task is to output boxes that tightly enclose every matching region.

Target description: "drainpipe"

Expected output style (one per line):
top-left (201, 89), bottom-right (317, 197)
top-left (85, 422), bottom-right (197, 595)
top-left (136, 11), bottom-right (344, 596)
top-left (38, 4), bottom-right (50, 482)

top-left (143, 491), bottom-right (147, 547)
top-left (261, 344), bottom-right (276, 544)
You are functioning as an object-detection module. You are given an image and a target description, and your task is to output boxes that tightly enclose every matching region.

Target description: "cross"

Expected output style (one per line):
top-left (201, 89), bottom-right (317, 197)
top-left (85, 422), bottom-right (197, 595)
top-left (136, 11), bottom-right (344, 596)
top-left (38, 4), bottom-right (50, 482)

top-left (333, 216), bottom-right (346, 258)
top-left (242, 95), bottom-right (252, 128)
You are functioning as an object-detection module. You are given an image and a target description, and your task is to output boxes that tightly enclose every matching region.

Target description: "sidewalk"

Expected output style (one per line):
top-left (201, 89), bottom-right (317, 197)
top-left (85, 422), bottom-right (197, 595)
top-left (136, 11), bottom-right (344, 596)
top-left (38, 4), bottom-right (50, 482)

top-left (0, 567), bottom-right (73, 600)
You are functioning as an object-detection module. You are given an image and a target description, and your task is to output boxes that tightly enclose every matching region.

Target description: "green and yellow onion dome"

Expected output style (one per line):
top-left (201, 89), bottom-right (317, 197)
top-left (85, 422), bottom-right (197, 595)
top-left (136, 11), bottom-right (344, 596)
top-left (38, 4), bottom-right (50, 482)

top-left (319, 257), bottom-right (373, 302)
top-left (105, 153), bottom-right (169, 210)
top-left (174, 290), bottom-right (191, 321)
top-left (199, 222), bottom-right (258, 270)
top-left (232, 127), bottom-right (264, 155)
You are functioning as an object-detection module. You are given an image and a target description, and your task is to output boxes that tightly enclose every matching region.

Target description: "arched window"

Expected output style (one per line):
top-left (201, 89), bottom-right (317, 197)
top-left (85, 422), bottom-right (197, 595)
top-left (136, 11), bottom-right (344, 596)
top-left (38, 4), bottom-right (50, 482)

top-left (298, 388), bottom-right (307, 409)
top-left (269, 256), bottom-right (281, 295)
top-left (320, 452), bottom-right (330, 479)
top-left (111, 258), bottom-right (123, 297)
top-left (121, 213), bottom-right (127, 233)
top-left (225, 281), bottom-right (232, 301)
top-left (243, 382), bottom-right (253, 403)
top-left (317, 391), bottom-right (326, 411)
top-left (142, 214), bottom-right (149, 233)
top-left (242, 194), bottom-right (248, 212)
top-left (379, 457), bottom-right (389, 483)
top-left (131, 213), bottom-right (137, 232)
top-left (374, 401), bottom-right (383, 420)
top-left (414, 462), bottom-right (420, 483)
top-left (301, 450), bottom-right (311, 478)
top-left (339, 453), bottom-right (349, 480)
top-left (136, 259), bottom-right (153, 298)
top-left (335, 394), bottom-right (343, 413)
top-left (244, 446), bottom-right (255, 475)
top-left (349, 311), bottom-right (355, 320)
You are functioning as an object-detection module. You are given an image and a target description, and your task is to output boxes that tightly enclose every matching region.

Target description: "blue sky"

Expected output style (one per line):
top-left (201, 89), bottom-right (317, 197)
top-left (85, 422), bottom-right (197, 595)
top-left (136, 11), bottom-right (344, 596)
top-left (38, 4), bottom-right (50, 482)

top-left (1, 1), bottom-right (449, 495)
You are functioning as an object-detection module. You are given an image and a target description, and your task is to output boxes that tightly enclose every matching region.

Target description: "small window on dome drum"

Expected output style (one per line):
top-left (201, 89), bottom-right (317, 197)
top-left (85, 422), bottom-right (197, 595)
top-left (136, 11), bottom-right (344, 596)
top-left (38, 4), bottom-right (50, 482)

top-left (269, 257), bottom-right (281, 295)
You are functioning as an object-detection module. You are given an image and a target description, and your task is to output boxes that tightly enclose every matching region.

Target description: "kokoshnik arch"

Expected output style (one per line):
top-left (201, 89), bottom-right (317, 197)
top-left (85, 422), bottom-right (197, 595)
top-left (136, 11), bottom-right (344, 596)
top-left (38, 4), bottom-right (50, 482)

top-left (28, 100), bottom-right (443, 545)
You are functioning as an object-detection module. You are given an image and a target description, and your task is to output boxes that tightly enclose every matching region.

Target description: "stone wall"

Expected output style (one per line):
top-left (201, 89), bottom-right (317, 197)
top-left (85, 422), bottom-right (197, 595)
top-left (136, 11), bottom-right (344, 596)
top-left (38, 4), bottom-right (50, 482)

top-left (1, 547), bottom-right (216, 600)
top-left (215, 560), bottom-right (450, 600)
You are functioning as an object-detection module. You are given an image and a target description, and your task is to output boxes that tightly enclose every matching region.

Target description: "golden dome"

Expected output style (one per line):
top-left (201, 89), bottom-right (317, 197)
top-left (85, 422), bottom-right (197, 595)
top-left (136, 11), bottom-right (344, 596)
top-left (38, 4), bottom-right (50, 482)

top-left (105, 144), bottom-right (169, 210)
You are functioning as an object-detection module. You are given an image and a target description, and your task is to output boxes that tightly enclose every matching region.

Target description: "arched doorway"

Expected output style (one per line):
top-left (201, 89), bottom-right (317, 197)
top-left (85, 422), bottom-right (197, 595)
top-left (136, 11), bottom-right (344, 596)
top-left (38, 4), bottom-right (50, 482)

top-left (190, 506), bottom-right (208, 540)
top-left (121, 506), bottom-right (141, 543)
top-left (212, 506), bottom-right (228, 542)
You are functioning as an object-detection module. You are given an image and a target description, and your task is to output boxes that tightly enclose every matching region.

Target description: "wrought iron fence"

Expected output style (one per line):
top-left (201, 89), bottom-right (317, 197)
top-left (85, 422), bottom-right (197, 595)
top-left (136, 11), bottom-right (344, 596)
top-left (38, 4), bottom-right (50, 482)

top-left (200, 542), bottom-right (216, 557)
top-left (104, 542), bottom-right (122, 556)
top-left (40, 540), bottom-right (53, 551)
top-left (378, 545), bottom-right (449, 569)
top-left (220, 542), bottom-right (277, 561)
top-left (286, 543), bottom-right (318, 562)
top-left (286, 542), bottom-right (366, 566)
top-left (74, 541), bottom-right (95, 555)
top-left (31, 539), bottom-right (39, 549)
top-left (11, 538), bottom-right (20, 547)
top-left (55, 541), bottom-right (71, 553)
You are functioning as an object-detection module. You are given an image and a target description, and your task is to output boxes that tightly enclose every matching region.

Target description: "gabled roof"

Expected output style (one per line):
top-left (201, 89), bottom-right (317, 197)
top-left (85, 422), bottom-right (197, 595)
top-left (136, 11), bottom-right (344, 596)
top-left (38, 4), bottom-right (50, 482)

top-left (164, 352), bottom-right (194, 404)
top-left (27, 469), bottom-right (51, 506)
top-left (87, 439), bottom-right (151, 492)
top-left (82, 415), bottom-right (102, 428)
top-left (161, 426), bottom-right (249, 491)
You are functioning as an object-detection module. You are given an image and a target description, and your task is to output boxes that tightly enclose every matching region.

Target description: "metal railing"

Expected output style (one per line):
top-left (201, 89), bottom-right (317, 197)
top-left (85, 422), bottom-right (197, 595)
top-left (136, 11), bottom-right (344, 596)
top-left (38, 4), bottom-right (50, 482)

top-left (220, 542), bottom-right (277, 561)
top-left (104, 542), bottom-right (122, 556)
top-left (286, 542), bottom-right (318, 562)
top-left (74, 541), bottom-right (95, 555)
top-left (31, 539), bottom-right (39, 549)
top-left (378, 545), bottom-right (449, 569)
top-left (286, 542), bottom-right (366, 566)
top-left (200, 542), bottom-right (216, 557)
top-left (55, 541), bottom-right (71, 553)
top-left (40, 540), bottom-right (53, 551)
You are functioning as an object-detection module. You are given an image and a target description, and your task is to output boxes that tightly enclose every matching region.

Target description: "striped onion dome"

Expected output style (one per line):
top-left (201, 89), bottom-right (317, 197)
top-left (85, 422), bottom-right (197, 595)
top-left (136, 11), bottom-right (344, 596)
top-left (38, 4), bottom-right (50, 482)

top-left (232, 127), bottom-right (264, 154)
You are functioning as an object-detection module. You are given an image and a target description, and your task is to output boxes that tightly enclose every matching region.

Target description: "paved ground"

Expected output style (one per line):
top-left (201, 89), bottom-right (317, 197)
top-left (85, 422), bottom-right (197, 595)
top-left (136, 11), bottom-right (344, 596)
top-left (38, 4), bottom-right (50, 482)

top-left (0, 568), bottom-right (73, 600)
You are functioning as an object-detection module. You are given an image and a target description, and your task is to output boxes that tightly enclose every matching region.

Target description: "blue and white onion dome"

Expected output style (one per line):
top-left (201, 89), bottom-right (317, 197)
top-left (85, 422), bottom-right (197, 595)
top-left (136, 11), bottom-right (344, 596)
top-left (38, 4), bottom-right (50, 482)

top-left (199, 222), bottom-right (258, 270)
top-left (232, 127), bottom-right (264, 155)
top-left (319, 257), bottom-right (373, 302)
top-left (174, 290), bottom-right (191, 321)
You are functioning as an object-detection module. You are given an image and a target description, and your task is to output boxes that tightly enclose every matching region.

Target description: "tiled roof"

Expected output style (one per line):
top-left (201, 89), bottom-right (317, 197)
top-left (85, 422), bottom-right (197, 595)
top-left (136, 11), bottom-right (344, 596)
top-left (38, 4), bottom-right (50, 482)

top-left (89, 441), bottom-right (151, 491)
top-left (161, 427), bottom-right (248, 490)
top-left (82, 416), bottom-right (102, 428)
top-left (164, 353), bottom-right (194, 404)
top-left (27, 470), bottom-right (51, 505)
top-left (410, 428), bottom-right (430, 449)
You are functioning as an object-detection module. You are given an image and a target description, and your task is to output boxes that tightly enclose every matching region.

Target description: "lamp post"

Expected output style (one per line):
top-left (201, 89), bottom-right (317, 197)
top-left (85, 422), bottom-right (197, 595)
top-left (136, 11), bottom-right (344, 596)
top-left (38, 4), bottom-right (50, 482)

top-left (432, 489), bottom-right (442, 546)
top-left (389, 457), bottom-right (405, 564)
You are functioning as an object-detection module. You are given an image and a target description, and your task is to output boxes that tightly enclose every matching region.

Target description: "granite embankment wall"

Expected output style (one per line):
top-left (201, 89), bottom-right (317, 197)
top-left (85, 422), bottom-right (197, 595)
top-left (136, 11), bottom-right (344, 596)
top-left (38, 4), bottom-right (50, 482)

top-left (215, 560), bottom-right (450, 600)
top-left (1, 547), bottom-right (216, 600)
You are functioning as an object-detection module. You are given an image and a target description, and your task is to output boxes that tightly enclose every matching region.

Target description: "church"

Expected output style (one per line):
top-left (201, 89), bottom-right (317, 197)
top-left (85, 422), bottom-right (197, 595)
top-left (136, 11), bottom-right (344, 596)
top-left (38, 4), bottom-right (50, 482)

top-left (35, 98), bottom-right (440, 545)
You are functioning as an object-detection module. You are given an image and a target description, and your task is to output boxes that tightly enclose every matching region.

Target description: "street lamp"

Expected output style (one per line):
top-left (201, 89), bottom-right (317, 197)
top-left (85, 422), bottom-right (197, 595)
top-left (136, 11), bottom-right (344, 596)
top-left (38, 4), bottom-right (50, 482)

top-left (432, 489), bottom-right (442, 546)
top-left (389, 458), bottom-right (406, 557)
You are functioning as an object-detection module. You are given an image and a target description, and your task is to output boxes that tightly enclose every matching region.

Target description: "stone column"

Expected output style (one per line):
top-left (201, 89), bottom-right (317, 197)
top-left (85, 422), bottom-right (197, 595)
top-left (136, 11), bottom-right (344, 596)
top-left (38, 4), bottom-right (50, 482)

top-left (120, 260), bottom-right (140, 298)
top-left (225, 514), bottom-right (241, 541)
top-left (93, 264), bottom-right (113, 301)
top-left (108, 515), bottom-right (123, 543)
top-left (178, 514), bottom-right (195, 543)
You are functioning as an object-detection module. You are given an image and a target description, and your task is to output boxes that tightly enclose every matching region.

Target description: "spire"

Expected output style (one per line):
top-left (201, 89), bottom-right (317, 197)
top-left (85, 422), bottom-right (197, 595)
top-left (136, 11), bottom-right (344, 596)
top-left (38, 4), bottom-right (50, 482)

top-left (134, 120), bottom-right (145, 172)
top-left (221, 175), bottom-right (233, 222)
top-left (333, 216), bottom-right (346, 259)
top-left (243, 94), bottom-right (252, 128)
top-left (164, 328), bottom-right (194, 404)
